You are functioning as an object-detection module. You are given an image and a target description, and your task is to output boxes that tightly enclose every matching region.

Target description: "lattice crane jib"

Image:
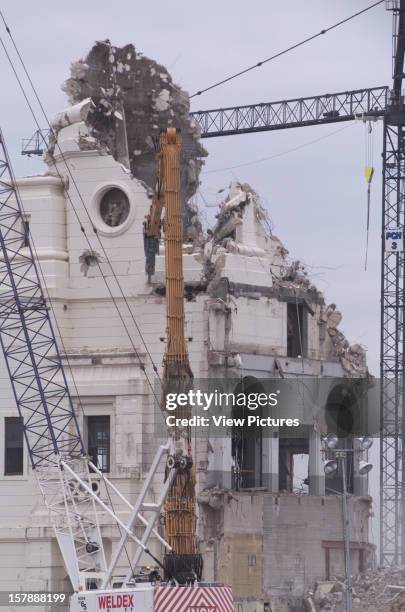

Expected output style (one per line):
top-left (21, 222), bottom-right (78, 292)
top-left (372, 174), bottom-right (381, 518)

top-left (0, 129), bottom-right (107, 590)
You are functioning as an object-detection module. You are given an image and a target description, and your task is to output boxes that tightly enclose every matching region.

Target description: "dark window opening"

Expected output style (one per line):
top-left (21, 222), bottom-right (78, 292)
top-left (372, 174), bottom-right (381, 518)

top-left (232, 377), bottom-right (263, 490)
top-left (22, 219), bottom-right (30, 248)
top-left (5, 416), bottom-right (24, 475)
top-left (88, 415), bottom-right (110, 473)
top-left (287, 302), bottom-right (307, 358)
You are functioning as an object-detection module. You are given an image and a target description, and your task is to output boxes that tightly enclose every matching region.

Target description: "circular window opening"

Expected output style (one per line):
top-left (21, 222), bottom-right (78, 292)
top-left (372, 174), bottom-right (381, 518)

top-left (100, 188), bottom-right (130, 228)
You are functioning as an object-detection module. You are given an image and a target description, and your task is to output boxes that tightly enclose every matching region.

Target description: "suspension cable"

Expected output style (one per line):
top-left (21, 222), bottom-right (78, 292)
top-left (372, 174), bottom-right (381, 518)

top-left (190, 1), bottom-right (384, 98)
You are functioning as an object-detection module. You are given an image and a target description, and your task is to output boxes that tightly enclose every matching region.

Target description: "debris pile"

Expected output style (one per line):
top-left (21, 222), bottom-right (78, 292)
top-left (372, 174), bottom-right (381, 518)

top-left (208, 182), bottom-right (271, 249)
top-left (58, 40), bottom-right (207, 221)
top-left (199, 182), bottom-right (277, 285)
top-left (321, 304), bottom-right (367, 376)
top-left (275, 258), bottom-right (320, 294)
top-left (197, 182), bottom-right (368, 377)
top-left (305, 568), bottom-right (405, 611)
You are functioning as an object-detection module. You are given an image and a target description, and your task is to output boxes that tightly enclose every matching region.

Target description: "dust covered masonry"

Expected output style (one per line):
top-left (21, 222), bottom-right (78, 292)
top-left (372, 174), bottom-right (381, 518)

top-left (164, 390), bottom-right (300, 428)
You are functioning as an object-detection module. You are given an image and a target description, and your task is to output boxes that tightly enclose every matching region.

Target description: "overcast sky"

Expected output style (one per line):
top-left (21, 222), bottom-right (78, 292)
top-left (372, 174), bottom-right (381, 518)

top-left (0, 0), bottom-right (391, 376)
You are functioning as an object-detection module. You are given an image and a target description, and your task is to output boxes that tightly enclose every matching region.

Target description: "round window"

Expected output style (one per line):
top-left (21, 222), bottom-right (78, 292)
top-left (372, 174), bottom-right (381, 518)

top-left (99, 188), bottom-right (130, 227)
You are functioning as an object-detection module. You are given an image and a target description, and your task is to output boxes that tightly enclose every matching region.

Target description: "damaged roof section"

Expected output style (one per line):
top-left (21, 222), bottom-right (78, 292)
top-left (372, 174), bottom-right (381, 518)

top-left (60, 40), bottom-right (207, 207)
top-left (200, 182), bottom-right (285, 287)
top-left (51, 40), bottom-right (367, 379)
top-left (199, 182), bottom-right (368, 377)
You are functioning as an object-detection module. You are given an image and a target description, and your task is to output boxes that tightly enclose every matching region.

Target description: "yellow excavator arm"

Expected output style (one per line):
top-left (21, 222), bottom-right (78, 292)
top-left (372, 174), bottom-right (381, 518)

top-left (145, 127), bottom-right (201, 583)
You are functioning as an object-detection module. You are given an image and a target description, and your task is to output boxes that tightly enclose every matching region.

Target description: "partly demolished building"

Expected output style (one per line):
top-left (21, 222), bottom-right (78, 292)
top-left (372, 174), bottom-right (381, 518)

top-left (0, 42), bottom-right (374, 612)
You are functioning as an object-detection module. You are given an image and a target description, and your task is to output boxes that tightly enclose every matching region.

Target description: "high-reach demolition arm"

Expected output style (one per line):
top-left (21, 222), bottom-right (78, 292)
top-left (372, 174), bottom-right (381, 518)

top-left (144, 127), bottom-right (202, 583)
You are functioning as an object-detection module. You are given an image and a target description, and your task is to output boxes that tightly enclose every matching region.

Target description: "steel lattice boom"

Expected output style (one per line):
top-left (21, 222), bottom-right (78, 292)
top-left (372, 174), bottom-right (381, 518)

top-left (0, 129), bottom-right (107, 590)
top-left (0, 130), bottom-right (83, 466)
top-left (22, 86), bottom-right (390, 155)
top-left (191, 86), bottom-right (388, 137)
top-left (380, 0), bottom-right (405, 566)
top-left (380, 119), bottom-right (405, 566)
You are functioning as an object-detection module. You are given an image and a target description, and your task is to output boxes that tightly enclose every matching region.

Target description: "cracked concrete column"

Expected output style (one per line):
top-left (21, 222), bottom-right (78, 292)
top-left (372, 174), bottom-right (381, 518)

top-left (309, 429), bottom-right (325, 495)
top-left (262, 433), bottom-right (279, 492)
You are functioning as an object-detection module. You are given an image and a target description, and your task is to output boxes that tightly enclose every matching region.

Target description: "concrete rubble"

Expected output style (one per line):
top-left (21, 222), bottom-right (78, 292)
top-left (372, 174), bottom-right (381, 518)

top-left (52, 40), bottom-right (207, 229)
top-left (199, 181), bottom-right (285, 286)
top-left (199, 181), bottom-right (368, 377)
top-left (305, 568), bottom-right (405, 611)
top-left (321, 304), bottom-right (367, 377)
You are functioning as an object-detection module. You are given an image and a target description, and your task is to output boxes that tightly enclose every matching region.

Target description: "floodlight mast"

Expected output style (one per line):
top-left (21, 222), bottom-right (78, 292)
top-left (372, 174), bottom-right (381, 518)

top-left (323, 438), bottom-right (374, 612)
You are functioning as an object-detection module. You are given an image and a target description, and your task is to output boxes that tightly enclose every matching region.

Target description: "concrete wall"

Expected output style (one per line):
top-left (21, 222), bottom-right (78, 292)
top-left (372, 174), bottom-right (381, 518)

top-left (210, 491), bottom-right (371, 610)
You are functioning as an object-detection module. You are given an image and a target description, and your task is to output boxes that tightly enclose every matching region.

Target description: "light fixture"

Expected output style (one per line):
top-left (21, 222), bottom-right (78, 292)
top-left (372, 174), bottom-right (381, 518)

top-left (358, 460), bottom-right (373, 475)
top-left (323, 433), bottom-right (339, 449)
top-left (324, 459), bottom-right (338, 475)
top-left (357, 437), bottom-right (373, 450)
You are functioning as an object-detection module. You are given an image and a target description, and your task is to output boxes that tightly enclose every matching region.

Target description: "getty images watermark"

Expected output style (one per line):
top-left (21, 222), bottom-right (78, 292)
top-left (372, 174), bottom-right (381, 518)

top-left (165, 389), bottom-right (300, 429)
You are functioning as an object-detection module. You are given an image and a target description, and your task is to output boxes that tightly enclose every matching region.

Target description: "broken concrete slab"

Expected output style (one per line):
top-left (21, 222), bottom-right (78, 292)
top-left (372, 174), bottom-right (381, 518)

top-left (60, 40), bottom-right (207, 221)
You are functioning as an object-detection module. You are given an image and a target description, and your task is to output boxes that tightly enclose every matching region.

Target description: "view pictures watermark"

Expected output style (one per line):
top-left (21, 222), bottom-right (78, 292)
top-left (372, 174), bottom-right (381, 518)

top-left (164, 389), bottom-right (300, 429)
top-left (152, 377), bottom-right (380, 439)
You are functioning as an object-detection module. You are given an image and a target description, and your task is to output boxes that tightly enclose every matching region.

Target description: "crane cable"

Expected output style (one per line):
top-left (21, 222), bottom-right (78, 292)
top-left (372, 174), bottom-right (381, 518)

top-left (364, 120), bottom-right (375, 271)
top-left (191, 0), bottom-right (384, 98)
top-left (203, 121), bottom-right (356, 174)
top-left (0, 17), bottom-right (163, 398)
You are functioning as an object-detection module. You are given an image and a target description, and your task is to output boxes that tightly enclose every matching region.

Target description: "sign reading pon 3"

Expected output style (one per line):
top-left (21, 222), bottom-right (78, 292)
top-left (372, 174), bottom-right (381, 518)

top-left (385, 228), bottom-right (404, 253)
